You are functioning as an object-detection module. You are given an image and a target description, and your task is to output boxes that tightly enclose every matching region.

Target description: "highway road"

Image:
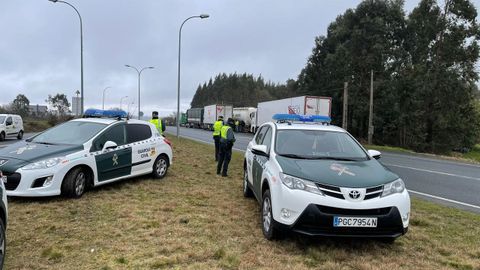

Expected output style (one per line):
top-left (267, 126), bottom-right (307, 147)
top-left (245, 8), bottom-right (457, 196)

top-left (166, 126), bottom-right (480, 213)
top-left (0, 133), bottom-right (36, 148)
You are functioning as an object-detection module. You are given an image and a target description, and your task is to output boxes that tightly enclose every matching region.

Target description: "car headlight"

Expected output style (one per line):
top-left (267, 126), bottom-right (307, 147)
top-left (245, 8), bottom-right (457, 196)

top-left (22, 157), bottom-right (64, 170)
top-left (279, 173), bottom-right (324, 196)
top-left (381, 178), bottom-right (405, 197)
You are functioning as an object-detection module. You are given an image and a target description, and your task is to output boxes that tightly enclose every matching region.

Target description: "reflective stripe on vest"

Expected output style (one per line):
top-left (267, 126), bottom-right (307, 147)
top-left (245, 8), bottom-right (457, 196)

top-left (221, 125), bottom-right (231, 139)
top-left (213, 121), bottom-right (223, 136)
top-left (150, 119), bottom-right (163, 134)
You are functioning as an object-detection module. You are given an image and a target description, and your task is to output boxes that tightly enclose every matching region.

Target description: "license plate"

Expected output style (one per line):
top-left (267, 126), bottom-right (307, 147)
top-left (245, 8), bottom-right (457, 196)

top-left (333, 216), bottom-right (377, 228)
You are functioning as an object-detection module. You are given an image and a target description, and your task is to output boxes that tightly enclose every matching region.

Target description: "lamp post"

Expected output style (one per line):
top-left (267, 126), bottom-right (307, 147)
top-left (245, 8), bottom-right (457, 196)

top-left (176, 14), bottom-right (210, 138)
top-left (120, 96), bottom-right (128, 111)
top-left (102, 86), bottom-right (111, 110)
top-left (125, 65), bottom-right (154, 119)
top-left (48, 0), bottom-right (84, 114)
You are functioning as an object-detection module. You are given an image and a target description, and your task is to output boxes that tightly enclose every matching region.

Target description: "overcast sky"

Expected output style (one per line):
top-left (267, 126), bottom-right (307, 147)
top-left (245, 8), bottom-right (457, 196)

top-left (0, 0), bottom-right (467, 117)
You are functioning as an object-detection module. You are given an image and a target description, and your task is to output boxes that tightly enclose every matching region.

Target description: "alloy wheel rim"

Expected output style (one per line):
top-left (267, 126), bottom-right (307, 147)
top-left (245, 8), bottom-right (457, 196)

top-left (75, 172), bottom-right (86, 196)
top-left (157, 159), bottom-right (167, 176)
top-left (263, 197), bottom-right (272, 232)
top-left (243, 169), bottom-right (248, 193)
top-left (0, 228), bottom-right (4, 262)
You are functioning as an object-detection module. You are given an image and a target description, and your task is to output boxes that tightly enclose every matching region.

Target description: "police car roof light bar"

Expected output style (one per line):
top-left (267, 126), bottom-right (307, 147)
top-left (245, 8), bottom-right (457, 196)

top-left (83, 109), bottom-right (128, 120)
top-left (272, 114), bottom-right (331, 124)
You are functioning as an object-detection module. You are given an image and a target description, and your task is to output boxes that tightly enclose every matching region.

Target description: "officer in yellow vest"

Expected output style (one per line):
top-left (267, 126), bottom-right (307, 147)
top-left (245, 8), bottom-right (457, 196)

top-left (217, 118), bottom-right (236, 177)
top-left (149, 111), bottom-right (165, 136)
top-left (213, 116), bottom-right (224, 161)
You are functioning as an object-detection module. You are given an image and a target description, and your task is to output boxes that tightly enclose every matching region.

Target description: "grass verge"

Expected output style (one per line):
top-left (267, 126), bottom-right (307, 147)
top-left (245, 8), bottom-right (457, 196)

top-left (6, 137), bottom-right (480, 269)
top-left (364, 143), bottom-right (480, 163)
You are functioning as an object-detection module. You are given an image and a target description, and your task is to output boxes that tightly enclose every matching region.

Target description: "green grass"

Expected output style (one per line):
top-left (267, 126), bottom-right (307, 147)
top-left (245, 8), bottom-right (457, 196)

top-left (5, 137), bottom-right (480, 269)
top-left (23, 119), bottom-right (52, 133)
top-left (462, 144), bottom-right (480, 163)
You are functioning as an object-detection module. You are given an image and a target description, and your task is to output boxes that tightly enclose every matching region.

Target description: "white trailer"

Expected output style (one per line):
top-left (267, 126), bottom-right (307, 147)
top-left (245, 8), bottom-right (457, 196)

top-left (203, 104), bottom-right (233, 130)
top-left (253, 96), bottom-right (331, 132)
top-left (233, 107), bottom-right (257, 132)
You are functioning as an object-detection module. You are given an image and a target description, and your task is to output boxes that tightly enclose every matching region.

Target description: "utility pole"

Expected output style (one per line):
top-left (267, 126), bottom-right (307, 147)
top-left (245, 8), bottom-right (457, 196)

top-left (342, 82), bottom-right (348, 130)
top-left (368, 70), bottom-right (374, 145)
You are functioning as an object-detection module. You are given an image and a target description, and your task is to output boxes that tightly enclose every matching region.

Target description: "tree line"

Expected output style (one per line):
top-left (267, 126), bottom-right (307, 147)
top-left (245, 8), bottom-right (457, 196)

top-left (190, 0), bottom-right (480, 153)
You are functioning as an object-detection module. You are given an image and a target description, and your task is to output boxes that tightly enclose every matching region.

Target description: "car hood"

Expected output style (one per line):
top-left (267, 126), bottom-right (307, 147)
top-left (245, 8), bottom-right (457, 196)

top-left (276, 156), bottom-right (398, 188)
top-left (0, 141), bottom-right (83, 172)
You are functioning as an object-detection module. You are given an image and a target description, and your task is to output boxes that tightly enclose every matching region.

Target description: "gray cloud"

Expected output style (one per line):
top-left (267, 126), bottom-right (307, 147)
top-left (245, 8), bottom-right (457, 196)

top-left (0, 0), bottom-right (430, 116)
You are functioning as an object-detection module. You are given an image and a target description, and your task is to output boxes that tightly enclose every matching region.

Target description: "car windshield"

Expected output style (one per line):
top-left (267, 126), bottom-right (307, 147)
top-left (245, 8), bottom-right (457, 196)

top-left (30, 121), bottom-right (107, 145)
top-left (275, 129), bottom-right (368, 160)
top-left (0, 116), bottom-right (5, 124)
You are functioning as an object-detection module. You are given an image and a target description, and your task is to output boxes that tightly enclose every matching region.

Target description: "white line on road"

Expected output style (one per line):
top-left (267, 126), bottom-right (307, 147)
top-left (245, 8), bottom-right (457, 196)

top-left (382, 152), bottom-right (480, 168)
top-left (383, 163), bottom-right (480, 181)
top-left (409, 190), bottom-right (480, 210)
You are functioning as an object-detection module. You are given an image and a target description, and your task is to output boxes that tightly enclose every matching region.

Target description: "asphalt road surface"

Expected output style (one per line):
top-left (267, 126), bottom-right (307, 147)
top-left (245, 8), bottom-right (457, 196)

top-left (166, 126), bottom-right (480, 213)
top-left (0, 133), bottom-right (36, 148)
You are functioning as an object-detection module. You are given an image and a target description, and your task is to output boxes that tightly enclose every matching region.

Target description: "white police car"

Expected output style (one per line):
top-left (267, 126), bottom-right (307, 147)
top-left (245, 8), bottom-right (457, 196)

top-left (243, 114), bottom-right (410, 240)
top-left (0, 172), bottom-right (7, 268)
top-left (0, 109), bottom-right (173, 198)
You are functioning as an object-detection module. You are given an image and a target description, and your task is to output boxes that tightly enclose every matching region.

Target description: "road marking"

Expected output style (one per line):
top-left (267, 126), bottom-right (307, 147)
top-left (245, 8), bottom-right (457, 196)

top-left (409, 190), bottom-right (480, 210)
top-left (382, 152), bottom-right (480, 168)
top-left (383, 163), bottom-right (480, 181)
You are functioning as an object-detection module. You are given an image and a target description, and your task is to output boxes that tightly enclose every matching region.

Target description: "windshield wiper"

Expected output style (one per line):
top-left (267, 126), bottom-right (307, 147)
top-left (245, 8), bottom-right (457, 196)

top-left (33, 141), bottom-right (55, 145)
top-left (308, 157), bottom-right (359, 161)
top-left (278, 154), bottom-right (311, 159)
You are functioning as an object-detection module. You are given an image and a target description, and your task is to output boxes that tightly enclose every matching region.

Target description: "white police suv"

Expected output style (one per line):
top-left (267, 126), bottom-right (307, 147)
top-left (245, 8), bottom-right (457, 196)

top-left (0, 109), bottom-right (172, 198)
top-left (243, 114), bottom-right (410, 240)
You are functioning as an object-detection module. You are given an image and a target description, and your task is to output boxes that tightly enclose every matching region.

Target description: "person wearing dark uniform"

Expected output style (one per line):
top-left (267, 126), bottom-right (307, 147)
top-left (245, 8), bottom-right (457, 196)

top-left (217, 118), bottom-right (236, 177)
top-left (212, 116), bottom-right (224, 161)
top-left (149, 111), bottom-right (166, 136)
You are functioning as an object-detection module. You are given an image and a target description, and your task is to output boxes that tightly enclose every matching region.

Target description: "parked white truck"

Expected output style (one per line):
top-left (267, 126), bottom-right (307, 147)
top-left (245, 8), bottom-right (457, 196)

top-left (252, 96), bottom-right (331, 133)
top-left (203, 104), bottom-right (233, 130)
top-left (233, 107), bottom-right (257, 133)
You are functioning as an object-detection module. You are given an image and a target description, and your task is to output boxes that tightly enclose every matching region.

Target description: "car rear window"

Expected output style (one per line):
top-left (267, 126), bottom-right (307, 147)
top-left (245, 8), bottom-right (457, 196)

top-left (126, 124), bottom-right (152, 143)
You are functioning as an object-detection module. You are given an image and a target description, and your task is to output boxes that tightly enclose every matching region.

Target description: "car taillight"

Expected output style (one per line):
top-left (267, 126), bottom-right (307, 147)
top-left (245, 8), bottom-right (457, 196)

top-left (164, 138), bottom-right (172, 147)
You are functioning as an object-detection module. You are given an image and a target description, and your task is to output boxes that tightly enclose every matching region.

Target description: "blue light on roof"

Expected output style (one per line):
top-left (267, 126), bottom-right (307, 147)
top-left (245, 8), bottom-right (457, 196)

top-left (84, 109), bottom-right (127, 118)
top-left (272, 114), bottom-right (331, 123)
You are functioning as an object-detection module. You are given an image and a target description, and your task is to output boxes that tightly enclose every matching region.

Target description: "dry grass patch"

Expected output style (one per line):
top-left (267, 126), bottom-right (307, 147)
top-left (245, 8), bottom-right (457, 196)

top-left (5, 137), bottom-right (480, 269)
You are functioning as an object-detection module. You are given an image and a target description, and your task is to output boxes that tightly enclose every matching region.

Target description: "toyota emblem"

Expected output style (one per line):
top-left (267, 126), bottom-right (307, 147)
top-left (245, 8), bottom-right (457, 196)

top-left (349, 190), bottom-right (361, 199)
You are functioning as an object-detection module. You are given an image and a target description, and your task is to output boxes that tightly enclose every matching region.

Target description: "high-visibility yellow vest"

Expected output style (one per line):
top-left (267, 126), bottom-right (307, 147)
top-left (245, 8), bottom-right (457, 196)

top-left (150, 119), bottom-right (163, 135)
top-left (213, 120), bottom-right (223, 136)
top-left (221, 125), bottom-right (231, 139)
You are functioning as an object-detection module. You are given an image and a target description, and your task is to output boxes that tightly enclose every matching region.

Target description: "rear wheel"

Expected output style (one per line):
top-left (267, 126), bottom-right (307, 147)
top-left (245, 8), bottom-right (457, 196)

top-left (152, 155), bottom-right (169, 179)
top-left (243, 166), bottom-right (253, 198)
top-left (61, 167), bottom-right (87, 198)
top-left (0, 220), bottom-right (5, 269)
top-left (262, 190), bottom-right (281, 240)
top-left (17, 130), bottom-right (23, 140)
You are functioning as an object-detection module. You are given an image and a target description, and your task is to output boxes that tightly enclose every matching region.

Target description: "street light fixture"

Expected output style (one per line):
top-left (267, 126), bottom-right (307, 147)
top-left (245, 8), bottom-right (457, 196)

top-left (102, 86), bottom-right (111, 110)
top-left (48, 0), bottom-right (84, 114)
top-left (176, 14), bottom-right (210, 138)
top-left (120, 96), bottom-right (128, 111)
top-left (125, 65), bottom-right (154, 119)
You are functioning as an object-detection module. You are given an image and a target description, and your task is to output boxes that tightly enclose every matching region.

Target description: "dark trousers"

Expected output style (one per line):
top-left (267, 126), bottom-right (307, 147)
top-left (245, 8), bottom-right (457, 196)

top-left (213, 135), bottom-right (220, 161)
top-left (217, 143), bottom-right (232, 176)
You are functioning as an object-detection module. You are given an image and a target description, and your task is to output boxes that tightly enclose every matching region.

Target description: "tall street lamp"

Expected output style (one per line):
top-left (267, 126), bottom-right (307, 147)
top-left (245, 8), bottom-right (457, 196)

top-left (120, 96), bottom-right (128, 111)
top-left (48, 0), bottom-right (84, 114)
top-left (125, 65), bottom-right (154, 119)
top-left (102, 86), bottom-right (111, 110)
top-left (176, 14), bottom-right (210, 138)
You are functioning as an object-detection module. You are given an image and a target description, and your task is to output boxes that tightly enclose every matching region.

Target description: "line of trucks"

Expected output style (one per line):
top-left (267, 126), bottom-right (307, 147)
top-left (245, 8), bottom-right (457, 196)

top-left (181, 95), bottom-right (332, 133)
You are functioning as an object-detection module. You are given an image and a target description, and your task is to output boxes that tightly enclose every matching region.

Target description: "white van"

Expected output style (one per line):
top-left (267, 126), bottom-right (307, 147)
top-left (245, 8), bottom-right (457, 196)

top-left (0, 114), bottom-right (24, 141)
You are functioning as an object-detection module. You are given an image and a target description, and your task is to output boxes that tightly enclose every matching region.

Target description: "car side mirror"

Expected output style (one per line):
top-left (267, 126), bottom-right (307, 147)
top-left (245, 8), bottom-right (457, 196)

top-left (368, 149), bottom-right (381, 159)
top-left (102, 141), bottom-right (118, 151)
top-left (252, 145), bottom-right (269, 157)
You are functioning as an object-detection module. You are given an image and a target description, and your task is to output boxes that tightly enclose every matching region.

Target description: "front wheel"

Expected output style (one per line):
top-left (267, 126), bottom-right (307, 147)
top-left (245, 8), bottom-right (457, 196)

top-left (0, 220), bottom-right (5, 269)
top-left (61, 167), bottom-right (87, 198)
top-left (0, 132), bottom-right (4, 141)
top-left (17, 130), bottom-right (23, 140)
top-left (262, 190), bottom-right (281, 240)
top-left (152, 155), bottom-right (169, 179)
top-left (243, 167), bottom-right (253, 198)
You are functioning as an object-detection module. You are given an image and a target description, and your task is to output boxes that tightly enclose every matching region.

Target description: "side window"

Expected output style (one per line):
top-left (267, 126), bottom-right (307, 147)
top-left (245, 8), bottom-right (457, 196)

top-left (126, 124), bottom-right (152, 143)
top-left (92, 124), bottom-right (126, 151)
top-left (255, 126), bottom-right (267, 144)
top-left (5, 117), bottom-right (12, 126)
top-left (262, 127), bottom-right (273, 153)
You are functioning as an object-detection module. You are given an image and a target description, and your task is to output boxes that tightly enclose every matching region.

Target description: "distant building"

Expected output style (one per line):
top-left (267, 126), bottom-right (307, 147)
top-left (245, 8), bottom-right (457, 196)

top-left (72, 97), bottom-right (82, 116)
top-left (29, 104), bottom-right (48, 117)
